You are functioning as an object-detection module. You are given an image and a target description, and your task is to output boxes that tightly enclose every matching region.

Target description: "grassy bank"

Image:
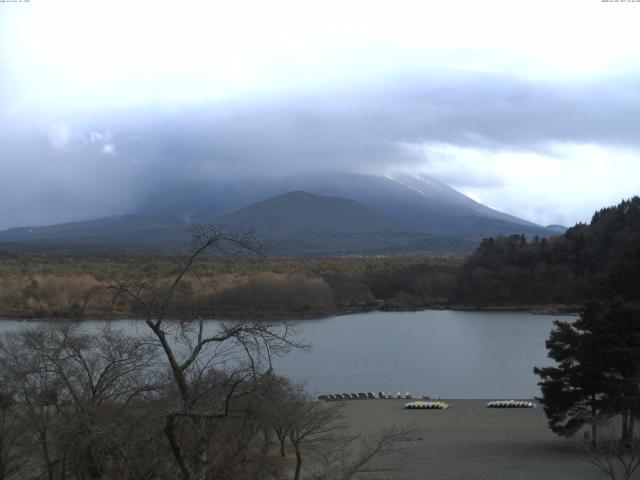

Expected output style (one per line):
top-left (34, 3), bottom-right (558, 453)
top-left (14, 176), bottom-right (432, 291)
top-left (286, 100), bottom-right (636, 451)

top-left (0, 252), bottom-right (464, 319)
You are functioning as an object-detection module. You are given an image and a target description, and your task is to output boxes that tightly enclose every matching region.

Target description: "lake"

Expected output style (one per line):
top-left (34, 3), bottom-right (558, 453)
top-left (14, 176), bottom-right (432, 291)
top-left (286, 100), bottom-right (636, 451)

top-left (0, 310), bottom-right (572, 399)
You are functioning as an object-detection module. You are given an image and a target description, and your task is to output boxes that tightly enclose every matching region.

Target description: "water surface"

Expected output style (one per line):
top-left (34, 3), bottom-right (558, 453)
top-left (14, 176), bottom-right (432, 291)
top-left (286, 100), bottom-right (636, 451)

top-left (0, 310), bottom-right (572, 398)
top-left (274, 310), bottom-right (568, 398)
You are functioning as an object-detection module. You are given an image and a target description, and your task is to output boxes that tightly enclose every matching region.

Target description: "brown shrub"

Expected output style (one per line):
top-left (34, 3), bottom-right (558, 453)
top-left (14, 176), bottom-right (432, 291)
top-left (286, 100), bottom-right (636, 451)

top-left (209, 272), bottom-right (335, 313)
top-left (0, 275), bottom-right (100, 317)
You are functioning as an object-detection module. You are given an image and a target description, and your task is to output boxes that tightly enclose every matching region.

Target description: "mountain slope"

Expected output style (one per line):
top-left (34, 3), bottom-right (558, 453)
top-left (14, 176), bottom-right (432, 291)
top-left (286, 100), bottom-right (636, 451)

top-left (0, 172), bottom-right (560, 255)
top-left (137, 172), bottom-right (556, 238)
top-left (213, 190), bottom-right (481, 255)
top-left (216, 191), bottom-right (400, 238)
top-left (0, 193), bottom-right (478, 256)
top-left (0, 215), bottom-right (189, 253)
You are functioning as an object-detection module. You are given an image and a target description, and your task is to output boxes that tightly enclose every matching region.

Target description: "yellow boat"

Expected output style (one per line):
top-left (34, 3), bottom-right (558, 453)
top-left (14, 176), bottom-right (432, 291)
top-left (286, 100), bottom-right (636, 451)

top-left (404, 401), bottom-right (449, 410)
top-left (486, 400), bottom-right (536, 408)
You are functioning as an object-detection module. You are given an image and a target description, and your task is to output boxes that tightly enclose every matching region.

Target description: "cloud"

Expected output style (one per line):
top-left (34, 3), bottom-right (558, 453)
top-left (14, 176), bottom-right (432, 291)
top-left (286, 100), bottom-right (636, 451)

top-left (2, 68), bottom-right (640, 230)
top-left (1, 0), bottom-right (638, 233)
top-left (90, 130), bottom-right (116, 155)
top-left (89, 131), bottom-right (106, 143)
top-left (409, 141), bottom-right (640, 226)
top-left (3, 0), bottom-right (640, 111)
top-left (47, 122), bottom-right (71, 149)
top-left (101, 143), bottom-right (115, 155)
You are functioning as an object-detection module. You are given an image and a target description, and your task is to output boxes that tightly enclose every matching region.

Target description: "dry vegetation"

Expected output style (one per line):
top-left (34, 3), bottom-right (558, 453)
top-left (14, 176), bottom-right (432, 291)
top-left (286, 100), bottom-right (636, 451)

top-left (0, 253), bottom-right (464, 319)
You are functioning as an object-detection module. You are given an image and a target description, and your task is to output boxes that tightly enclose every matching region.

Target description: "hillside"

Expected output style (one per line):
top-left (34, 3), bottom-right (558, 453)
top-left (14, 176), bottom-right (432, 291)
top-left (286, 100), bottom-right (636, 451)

top-left (0, 215), bottom-right (189, 253)
top-left (216, 191), bottom-right (476, 255)
top-left (454, 196), bottom-right (640, 306)
top-left (216, 191), bottom-right (400, 237)
top-left (0, 194), bottom-right (476, 256)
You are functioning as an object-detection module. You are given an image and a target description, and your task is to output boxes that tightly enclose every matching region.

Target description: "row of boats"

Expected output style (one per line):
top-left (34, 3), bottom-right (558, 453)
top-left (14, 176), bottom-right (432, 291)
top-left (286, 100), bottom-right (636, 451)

top-left (318, 394), bottom-right (537, 409)
top-left (404, 400), bottom-right (537, 410)
top-left (318, 392), bottom-right (428, 401)
top-left (486, 400), bottom-right (536, 408)
top-left (405, 401), bottom-right (449, 409)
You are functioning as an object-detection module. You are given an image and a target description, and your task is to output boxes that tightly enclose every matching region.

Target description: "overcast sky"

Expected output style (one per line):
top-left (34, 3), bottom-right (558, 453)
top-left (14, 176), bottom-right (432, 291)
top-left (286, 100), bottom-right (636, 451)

top-left (1, 0), bottom-right (639, 229)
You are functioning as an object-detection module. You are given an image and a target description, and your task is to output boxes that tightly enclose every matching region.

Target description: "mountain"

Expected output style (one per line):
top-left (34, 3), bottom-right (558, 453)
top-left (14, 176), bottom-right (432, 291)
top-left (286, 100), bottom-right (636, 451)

top-left (0, 215), bottom-right (189, 253)
top-left (0, 192), bottom-right (477, 256)
top-left (545, 224), bottom-right (568, 234)
top-left (214, 191), bottom-right (476, 255)
top-left (0, 173), bottom-right (559, 255)
top-left (136, 172), bottom-right (556, 238)
top-left (216, 191), bottom-right (400, 237)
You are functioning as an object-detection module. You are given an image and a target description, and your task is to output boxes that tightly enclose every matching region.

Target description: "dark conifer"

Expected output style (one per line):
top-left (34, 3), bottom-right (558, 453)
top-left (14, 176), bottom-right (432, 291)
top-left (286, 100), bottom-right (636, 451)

top-left (535, 300), bottom-right (640, 444)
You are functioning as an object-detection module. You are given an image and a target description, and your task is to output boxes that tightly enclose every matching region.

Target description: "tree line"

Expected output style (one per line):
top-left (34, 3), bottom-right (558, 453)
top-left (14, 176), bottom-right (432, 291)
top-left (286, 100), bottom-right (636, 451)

top-left (0, 254), bottom-right (461, 319)
top-left (455, 196), bottom-right (640, 306)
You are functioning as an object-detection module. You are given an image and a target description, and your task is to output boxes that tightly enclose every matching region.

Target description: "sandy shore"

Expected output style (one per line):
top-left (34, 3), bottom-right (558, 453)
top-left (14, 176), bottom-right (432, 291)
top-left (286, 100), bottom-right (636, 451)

top-left (338, 399), bottom-right (604, 480)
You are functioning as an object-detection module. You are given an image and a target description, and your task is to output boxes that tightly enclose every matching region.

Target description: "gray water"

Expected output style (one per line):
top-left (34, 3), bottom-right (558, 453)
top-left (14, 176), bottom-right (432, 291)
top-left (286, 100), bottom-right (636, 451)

top-left (0, 310), bottom-right (572, 399)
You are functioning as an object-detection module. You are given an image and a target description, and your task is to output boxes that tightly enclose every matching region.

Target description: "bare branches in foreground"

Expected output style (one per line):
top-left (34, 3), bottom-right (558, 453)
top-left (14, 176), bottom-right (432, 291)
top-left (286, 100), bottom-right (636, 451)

top-left (583, 427), bottom-right (640, 480)
top-left (86, 224), bottom-right (306, 480)
top-left (0, 224), bottom-right (410, 480)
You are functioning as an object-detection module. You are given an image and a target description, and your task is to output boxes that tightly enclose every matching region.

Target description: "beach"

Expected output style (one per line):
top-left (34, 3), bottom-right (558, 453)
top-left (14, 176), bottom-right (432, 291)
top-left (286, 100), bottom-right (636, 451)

top-left (339, 399), bottom-right (604, 480)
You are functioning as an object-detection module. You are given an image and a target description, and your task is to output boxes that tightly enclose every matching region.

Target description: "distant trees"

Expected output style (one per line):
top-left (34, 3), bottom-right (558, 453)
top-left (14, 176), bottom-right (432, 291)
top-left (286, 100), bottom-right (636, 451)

top-left (210, 272), bottom-right (335, 314)
top-left (0, 246), bottom-right (468, 321)
top-left (455, 196), bottom-right (640, 306)
top-left (535, 300), bottom-right (640, 445)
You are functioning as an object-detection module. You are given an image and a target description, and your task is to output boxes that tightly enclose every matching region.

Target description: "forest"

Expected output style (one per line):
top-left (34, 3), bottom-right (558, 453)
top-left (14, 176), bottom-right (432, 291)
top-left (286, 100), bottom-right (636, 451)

top-left (454, 196), bottom-right (640, 307)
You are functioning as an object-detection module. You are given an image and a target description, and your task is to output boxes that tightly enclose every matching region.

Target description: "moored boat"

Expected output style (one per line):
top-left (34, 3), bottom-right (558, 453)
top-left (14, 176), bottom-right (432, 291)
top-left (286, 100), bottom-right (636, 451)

top-left (486, 400), bottom-right (536, 408)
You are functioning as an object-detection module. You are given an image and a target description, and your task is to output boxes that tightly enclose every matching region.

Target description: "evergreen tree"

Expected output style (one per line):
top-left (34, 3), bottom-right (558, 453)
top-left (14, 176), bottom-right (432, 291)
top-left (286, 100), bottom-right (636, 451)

top-left (535, 300), bottom-right (640, 444)
top-left (534, 309), bottom-right (608, 443)
top-left (592, 301), bottom-right (640, 443)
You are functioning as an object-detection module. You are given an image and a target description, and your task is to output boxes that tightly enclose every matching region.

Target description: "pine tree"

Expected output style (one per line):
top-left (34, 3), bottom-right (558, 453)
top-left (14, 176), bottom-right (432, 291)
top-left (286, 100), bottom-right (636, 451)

top-left (535, 300), bottom-right (640, 444)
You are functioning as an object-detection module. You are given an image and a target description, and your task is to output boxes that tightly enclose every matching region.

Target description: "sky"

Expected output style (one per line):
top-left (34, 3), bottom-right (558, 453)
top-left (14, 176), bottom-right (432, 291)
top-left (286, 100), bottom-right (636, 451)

top-left (1, 0), bottom-right (639, 229)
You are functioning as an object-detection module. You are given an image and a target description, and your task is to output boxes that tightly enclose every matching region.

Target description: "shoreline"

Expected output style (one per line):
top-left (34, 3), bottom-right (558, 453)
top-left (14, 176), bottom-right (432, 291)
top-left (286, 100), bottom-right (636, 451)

top-left (0, 303), bottom-right (579, 322)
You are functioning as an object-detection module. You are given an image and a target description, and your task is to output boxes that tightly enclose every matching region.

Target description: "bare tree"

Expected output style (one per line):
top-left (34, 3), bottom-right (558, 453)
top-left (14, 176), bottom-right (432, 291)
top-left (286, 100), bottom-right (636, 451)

top-left (90, 224), bottom-right (304, 480)
top-left (0, 323), bottom-right (161, 480)
top-left (270, 385), bottom-right (413, 480)
top-left (287, 400), bottom-right (345, 480)
top-left (0, 390), bottom-right (24, 480)
top-left (583, 426), bottom-right (640, 480)
top-left (309, 427), bottom-right (411, 480)
top-left (261, 374), bottom-right (304, 459)
top-left (1, 328), bottom-right (67, 480)
top-left (1, 224), bottom-right (408, 480)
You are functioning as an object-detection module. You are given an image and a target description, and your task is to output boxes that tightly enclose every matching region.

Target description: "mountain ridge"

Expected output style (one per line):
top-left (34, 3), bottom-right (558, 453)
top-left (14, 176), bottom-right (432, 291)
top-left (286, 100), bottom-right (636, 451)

top-left (136, 172), bottom-right (556, 238)
top-left (0, 173), bottom-right (561, 255)
top-left (216, 190), bottom-right (402, 238)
